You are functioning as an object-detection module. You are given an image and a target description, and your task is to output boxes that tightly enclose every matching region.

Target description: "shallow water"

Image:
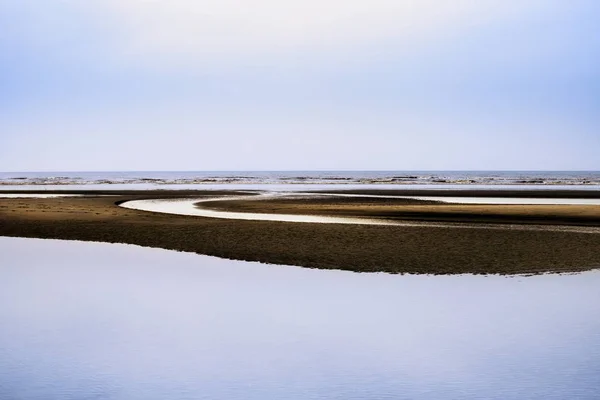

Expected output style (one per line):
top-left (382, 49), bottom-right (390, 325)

top-left (1, 237), bottom-right (599, 399)
top-left (400, 196), bottom-right (600, 205)
top-left (3, 183), bottom-right (600, 192)
top-left (0, 194), bottom-right (83, 198)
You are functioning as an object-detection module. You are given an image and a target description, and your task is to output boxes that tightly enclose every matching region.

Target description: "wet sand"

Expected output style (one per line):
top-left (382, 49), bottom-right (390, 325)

top-left (199, 195), bottom-right (600, 226)
top-left (1, 189), bottom-right (600, 274)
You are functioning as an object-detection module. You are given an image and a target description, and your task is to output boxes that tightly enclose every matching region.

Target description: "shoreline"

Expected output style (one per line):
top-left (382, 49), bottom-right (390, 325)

top-left (2, 189), bottom-right (600, 275)
top-left (2, 187), bottom-right (600, 197)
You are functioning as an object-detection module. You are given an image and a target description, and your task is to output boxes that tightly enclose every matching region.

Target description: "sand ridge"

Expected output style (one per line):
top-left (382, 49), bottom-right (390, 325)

top-left (2, 189), bottom-right (600, 275)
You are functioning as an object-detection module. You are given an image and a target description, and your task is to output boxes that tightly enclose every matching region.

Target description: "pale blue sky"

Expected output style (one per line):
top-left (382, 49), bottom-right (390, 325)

top-left (1, 0), bottom-right (598, 171)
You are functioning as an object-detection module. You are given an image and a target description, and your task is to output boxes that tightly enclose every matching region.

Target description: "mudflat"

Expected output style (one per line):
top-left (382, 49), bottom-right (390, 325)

top-left (1, 189), bottom-right (600, 275)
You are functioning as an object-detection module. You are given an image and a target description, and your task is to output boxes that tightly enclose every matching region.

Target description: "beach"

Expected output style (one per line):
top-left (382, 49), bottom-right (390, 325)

top-left (2, 189), bottom-right (600, 275)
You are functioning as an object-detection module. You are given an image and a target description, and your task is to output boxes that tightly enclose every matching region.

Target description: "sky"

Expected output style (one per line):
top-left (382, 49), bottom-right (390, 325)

top-left (1, 0), bottom-right (598, 171)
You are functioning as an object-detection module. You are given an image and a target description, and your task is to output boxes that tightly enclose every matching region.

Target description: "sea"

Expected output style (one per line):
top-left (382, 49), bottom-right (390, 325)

top-left (1, 170), bottom-right (600, 191)
top-left (1, 237), bottom-right (599, 400)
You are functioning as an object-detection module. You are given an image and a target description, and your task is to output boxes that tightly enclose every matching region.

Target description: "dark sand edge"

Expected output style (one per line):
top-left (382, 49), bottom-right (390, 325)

top-left (2, 191), bottom-right (600, 275)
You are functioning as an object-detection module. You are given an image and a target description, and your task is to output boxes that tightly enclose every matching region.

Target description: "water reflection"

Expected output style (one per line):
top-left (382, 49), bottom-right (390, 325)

top-left (1, 237), bottom-right (599, 399)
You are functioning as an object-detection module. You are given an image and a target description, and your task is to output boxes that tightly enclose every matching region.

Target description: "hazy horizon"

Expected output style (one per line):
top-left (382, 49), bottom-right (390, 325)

top-left (3, 169), bottom-right (600, 173)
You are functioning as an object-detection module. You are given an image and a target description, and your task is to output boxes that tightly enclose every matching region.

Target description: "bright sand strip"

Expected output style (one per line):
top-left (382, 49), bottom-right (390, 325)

top-left (0, 194), bottom-right (83, 198)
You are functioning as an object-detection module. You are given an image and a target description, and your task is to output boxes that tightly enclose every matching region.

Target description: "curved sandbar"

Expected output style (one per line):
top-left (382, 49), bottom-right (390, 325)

top-left (121, 195), bottom-right (398, 226)
top-left (2, 190), bottom-right (600, 275)
top-left (121, 195), bottom-right (600, 233)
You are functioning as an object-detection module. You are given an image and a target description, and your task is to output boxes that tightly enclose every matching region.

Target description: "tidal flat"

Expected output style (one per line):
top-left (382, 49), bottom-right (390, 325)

top-left (1, 189), bottom-right (600, 274)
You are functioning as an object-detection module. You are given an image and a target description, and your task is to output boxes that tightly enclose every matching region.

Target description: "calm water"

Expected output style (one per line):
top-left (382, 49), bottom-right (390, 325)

top-left (0, 194), bottom-right (83, 198)
top-left (1, 237), bottom-right (599, 399)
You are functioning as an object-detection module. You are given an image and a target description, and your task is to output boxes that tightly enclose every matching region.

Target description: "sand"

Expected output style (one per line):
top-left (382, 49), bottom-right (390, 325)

top-left (1, 189), bottom-right (600, 275)
top-left (199, 195), bottom-right (600, 226)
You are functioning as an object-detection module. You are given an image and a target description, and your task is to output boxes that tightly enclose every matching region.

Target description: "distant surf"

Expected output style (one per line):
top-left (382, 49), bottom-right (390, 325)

top-left (1, 170), bottom-right (600, 188)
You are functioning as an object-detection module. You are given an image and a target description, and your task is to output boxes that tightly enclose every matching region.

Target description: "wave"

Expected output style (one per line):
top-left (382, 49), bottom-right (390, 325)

top-left (2, 172), bottom-right (600, 186)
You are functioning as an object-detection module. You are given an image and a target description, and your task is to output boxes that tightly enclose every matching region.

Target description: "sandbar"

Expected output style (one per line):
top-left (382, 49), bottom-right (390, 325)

top-left (1, 189), bottom-right (600, 275)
